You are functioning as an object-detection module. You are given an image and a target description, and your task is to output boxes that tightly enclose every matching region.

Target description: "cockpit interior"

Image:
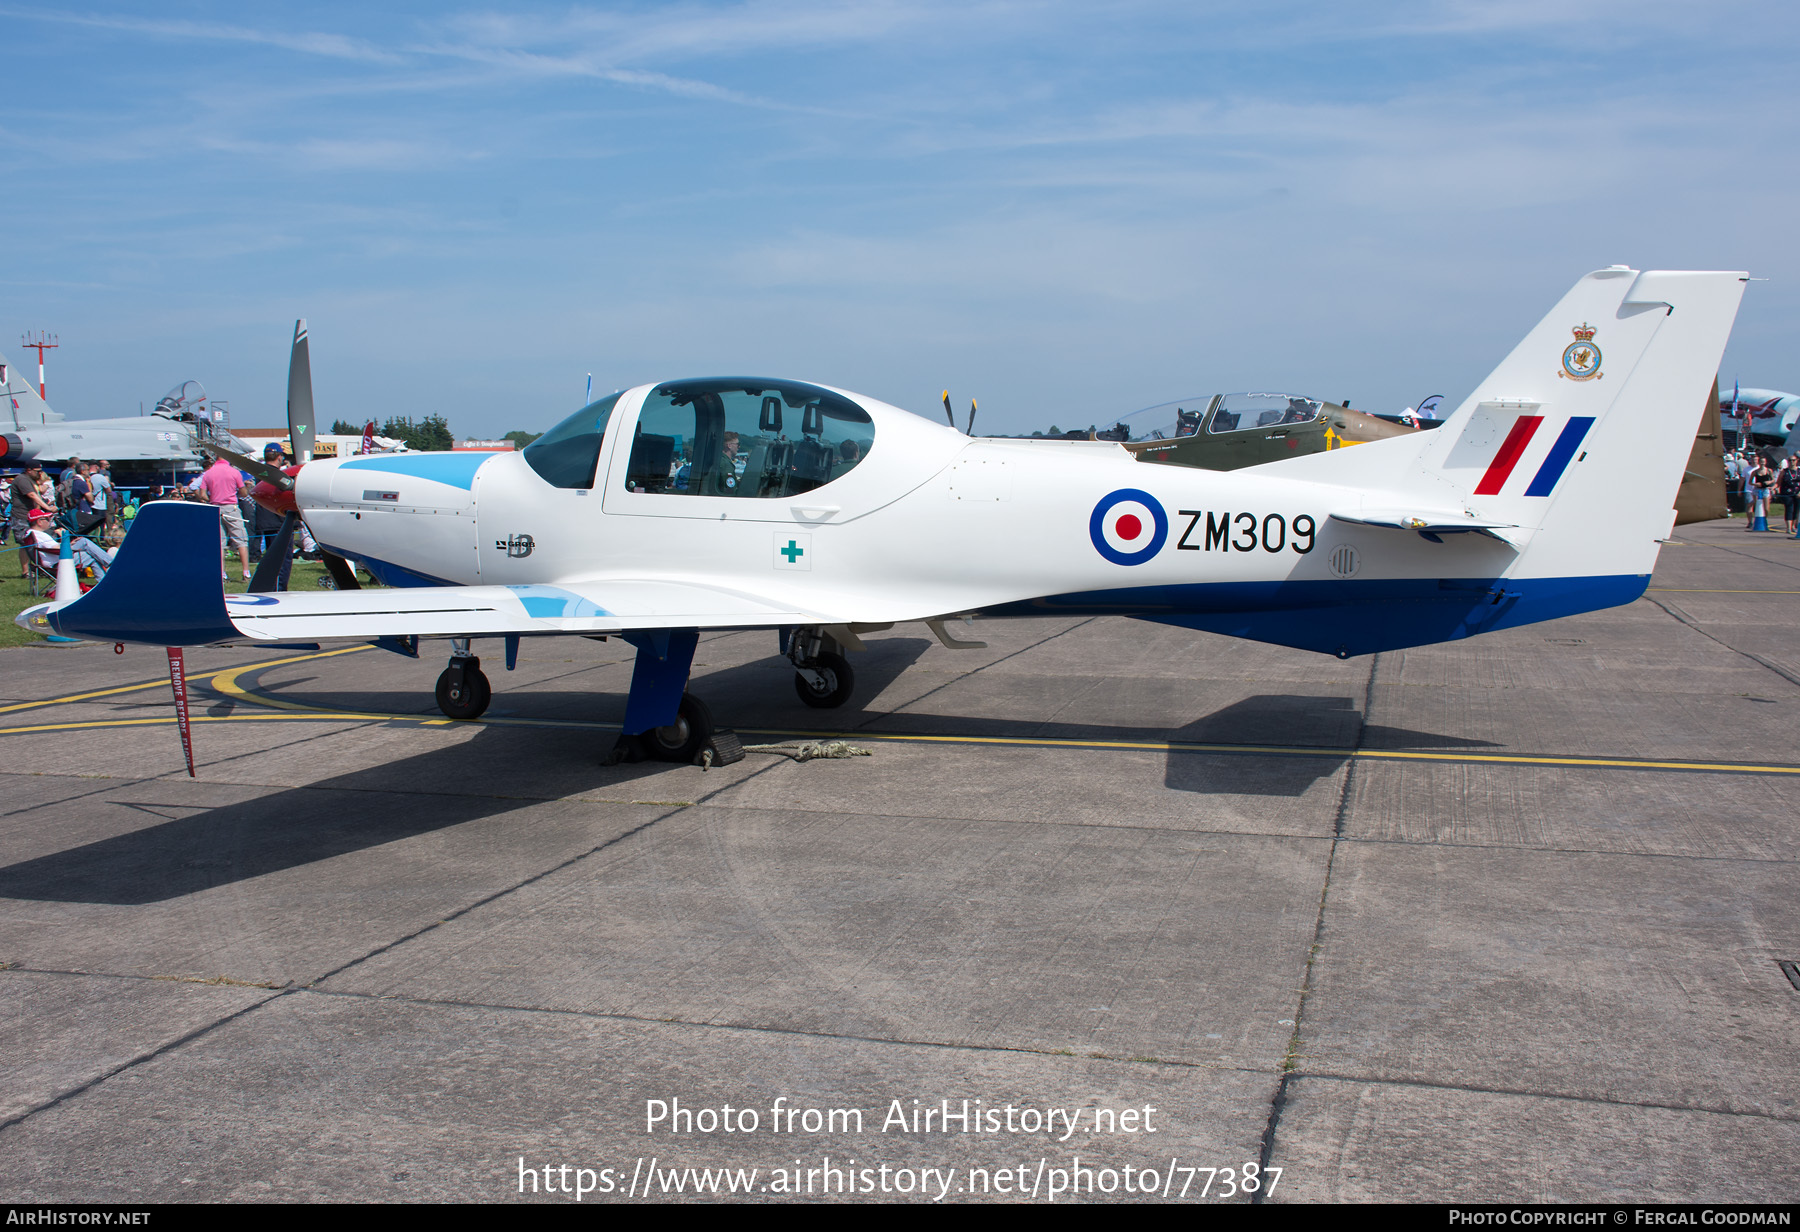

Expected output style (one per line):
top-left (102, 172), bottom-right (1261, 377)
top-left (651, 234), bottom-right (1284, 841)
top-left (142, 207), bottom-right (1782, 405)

top-left (522, 378), bottom-right (877, 497)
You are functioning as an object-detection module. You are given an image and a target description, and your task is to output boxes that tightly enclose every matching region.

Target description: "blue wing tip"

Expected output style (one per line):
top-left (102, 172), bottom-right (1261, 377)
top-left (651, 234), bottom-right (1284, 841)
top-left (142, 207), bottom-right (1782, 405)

top-left (50, 502), bottom-right (240, 645)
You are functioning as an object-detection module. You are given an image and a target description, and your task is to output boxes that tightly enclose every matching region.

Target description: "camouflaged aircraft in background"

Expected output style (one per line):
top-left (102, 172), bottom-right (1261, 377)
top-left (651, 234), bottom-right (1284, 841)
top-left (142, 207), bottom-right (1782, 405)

top-left (1118, 392), bottom-right (1423, 472)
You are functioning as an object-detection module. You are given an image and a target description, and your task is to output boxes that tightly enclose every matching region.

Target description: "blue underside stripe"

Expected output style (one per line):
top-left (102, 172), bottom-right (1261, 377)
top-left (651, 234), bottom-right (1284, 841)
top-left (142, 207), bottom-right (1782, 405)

top-left (315, 545), bottom-right (457, 590)
top-left (1523, 417), bottom-right (1595, 497)
top-left (989, 573), bottom-right (1649, 658)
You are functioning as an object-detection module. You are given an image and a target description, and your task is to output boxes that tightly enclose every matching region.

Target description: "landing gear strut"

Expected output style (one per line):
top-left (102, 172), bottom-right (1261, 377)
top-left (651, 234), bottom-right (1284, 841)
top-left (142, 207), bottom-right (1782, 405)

top-left (789, 628), bottom-right (855, 709)
top-left (435, 640), bottom-right (491, 721)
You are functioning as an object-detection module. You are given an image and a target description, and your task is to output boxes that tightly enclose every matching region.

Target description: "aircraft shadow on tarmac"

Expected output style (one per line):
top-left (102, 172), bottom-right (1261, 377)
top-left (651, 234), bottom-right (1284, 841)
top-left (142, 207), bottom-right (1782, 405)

top-left (0, 642), bottom-right (947, 907)
top-left (1163, 695), bottom-right (1498, 797)
top-left (0, 725), bottom-right (681, 906)
top-left (223, 637), bottom-right (937, 729)
top-left (0, 655), bottom-right (1503, 904)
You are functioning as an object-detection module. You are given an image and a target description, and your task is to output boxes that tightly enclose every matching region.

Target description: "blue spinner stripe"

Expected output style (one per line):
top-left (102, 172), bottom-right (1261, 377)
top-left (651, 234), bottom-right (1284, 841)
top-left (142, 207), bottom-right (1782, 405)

top-left (1523, 417), bottom-right (1595, 497)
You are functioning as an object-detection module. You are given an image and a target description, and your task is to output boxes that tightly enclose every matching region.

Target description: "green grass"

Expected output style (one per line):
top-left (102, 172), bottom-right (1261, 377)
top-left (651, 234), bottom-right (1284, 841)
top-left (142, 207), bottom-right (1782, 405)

top-left (0, 544), bottom-right (371, 648)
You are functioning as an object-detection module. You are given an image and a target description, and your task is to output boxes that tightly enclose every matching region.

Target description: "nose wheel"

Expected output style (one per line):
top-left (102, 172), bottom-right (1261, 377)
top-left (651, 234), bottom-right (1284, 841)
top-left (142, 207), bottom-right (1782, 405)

top-left (436, 656), bottom-right (492, 721)
top-left (793, 650), bottom-right (854, 709)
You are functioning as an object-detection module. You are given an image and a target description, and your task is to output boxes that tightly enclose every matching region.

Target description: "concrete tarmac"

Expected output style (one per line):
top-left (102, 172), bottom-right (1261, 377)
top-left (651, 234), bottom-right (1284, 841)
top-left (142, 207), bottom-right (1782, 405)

top-left (0, 517), bottom-right (1796, 1203)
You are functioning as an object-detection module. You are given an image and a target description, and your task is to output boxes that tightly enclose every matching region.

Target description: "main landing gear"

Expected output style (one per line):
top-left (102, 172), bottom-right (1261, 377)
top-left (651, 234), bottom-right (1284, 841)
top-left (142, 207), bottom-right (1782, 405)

top-left (435, 639), bottom-right (492, 721)
top-left (603, 630), bottom-right (745, 767)
top-left (641, 692), bottom-right (716, 763)
top-left (788, 628), bottom-right (855, 709)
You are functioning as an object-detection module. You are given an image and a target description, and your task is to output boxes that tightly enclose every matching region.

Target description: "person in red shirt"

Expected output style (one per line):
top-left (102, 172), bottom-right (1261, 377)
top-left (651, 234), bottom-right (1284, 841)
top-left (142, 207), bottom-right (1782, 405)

top-left (198, 456), bottom-right (252, 581)
top-left (20, 508), bottom-right (114, 578)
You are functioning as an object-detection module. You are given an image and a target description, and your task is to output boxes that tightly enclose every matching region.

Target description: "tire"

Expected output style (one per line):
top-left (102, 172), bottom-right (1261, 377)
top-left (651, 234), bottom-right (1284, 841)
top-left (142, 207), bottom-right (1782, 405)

top-left (793, 651), bottom-right (854, 709)
top-left (644, 692), bottom-right (713, 762)
top-left (435, 662), bottom-right (492, 720)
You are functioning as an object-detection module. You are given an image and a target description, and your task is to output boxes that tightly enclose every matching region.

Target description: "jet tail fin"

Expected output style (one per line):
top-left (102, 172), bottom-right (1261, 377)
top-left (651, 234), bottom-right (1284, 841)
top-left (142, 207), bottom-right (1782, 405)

top-left (0, 349), bottom-right (60, 426)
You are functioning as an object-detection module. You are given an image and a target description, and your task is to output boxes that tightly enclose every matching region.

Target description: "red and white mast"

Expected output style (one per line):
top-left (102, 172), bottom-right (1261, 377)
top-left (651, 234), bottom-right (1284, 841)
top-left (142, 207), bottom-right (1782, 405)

top-left (21, 331), bottom-right (57, 401)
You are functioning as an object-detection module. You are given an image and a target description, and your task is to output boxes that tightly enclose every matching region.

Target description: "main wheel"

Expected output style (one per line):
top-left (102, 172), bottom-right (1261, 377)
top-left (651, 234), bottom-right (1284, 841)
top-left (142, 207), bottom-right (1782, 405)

top-left (793, 651), bottom-right (854, 709)
top-left (435, 661), bottom-right (492, 720)
top-left (644, 692), bottom-right (714, 762)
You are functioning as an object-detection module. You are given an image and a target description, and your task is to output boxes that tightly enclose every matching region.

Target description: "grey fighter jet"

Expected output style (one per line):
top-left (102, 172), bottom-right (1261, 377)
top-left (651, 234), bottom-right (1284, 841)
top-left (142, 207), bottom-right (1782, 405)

top-left (0, 351), bottom-right (252, 468)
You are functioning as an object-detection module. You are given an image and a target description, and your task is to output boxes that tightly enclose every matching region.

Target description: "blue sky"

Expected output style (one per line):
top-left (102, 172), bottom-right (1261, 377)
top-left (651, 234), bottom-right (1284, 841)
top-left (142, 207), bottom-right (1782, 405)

top-left (4, 1), bottom-right (1796, 437)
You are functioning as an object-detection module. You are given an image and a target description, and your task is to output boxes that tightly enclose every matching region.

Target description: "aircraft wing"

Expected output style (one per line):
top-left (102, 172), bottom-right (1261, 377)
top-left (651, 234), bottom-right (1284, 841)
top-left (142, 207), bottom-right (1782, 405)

top-left (23, 502), bottom-right (844, 647)
top-left (221, 579), bottom-right (839, 641)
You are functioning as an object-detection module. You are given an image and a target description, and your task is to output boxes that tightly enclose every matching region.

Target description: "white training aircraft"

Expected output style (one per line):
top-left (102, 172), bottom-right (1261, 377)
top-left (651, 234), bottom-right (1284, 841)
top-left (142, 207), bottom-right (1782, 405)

top-left (18, 267), bottom-right (1749, 769)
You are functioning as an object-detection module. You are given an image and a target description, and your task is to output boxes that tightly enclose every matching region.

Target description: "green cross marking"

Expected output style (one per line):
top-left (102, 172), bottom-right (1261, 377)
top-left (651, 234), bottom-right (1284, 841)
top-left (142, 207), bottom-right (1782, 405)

top-left (781, 539), bottom-right (805, 563)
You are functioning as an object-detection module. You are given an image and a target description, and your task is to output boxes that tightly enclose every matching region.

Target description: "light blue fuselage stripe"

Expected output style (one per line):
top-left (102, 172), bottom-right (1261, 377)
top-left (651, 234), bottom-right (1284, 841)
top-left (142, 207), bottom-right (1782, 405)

top-left (339, 452), bottom-right (496, 491)
top-left (1523, 417), bottom-right (1595, 497)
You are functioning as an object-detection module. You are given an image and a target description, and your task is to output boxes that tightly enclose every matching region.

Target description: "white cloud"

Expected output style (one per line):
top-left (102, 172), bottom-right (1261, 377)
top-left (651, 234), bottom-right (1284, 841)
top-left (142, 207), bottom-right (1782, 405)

top-left (7, 9), bottom-right (403, 63)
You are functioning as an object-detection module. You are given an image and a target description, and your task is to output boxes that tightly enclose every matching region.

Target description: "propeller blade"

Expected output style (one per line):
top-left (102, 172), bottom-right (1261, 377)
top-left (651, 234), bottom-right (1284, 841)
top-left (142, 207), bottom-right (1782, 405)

top-left (942, 390), bottom-right (955, 428)
top-left (288, 319), bottom-right (316, 464)
top-left (967, 398), bottom-right (977, 437)
top-left (247, 510), bottom-right (301, 594)
top-left (198, 440), bottom-right (293, 490)
top-left (166, 647), bottom-right (195, 777)
top-left (321, 551), bottom-right (361, 591)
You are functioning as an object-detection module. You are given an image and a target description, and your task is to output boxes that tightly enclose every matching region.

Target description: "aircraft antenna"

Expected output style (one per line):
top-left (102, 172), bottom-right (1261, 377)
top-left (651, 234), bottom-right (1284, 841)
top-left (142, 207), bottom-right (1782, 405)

top-left (21, 331), bottom-right (57, 401)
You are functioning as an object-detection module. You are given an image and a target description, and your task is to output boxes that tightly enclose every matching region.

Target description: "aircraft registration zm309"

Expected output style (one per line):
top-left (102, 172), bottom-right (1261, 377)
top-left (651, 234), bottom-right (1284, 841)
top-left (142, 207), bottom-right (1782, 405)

top-left (19, 267), bottom-right (1749, 768)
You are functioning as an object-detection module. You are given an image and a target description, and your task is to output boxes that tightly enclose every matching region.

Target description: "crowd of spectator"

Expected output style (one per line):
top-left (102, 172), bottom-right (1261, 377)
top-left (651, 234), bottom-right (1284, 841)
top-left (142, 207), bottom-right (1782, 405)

top-left (6, 457), bottom-right (123, 583)
top-left (1725, 450), bottom-right (1800, 537)
top-left (4, 443), bottom-right (316, 590)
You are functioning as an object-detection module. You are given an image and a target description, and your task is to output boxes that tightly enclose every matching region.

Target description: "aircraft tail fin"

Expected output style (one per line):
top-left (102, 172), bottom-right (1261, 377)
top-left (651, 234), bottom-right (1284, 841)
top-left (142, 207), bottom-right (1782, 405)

top-left (1419, 268), bottom-right (1745, 576)
top-left (1276, 267), bottom-right (1748, 583)
top-left (0, 349), bottom-right (61, 426)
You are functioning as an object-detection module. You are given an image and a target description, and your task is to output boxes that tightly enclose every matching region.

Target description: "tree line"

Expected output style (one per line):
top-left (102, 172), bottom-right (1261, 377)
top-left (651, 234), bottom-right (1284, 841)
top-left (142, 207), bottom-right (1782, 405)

top-left (324, 417), bottom-right (543, 451)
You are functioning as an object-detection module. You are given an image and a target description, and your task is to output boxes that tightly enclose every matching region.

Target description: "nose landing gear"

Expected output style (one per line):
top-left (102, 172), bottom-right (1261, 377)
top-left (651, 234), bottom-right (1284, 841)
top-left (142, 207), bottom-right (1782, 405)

top-left (789, 628), bottom-right (855, 709)
top-left (435, 639), bottom-right (492, 721)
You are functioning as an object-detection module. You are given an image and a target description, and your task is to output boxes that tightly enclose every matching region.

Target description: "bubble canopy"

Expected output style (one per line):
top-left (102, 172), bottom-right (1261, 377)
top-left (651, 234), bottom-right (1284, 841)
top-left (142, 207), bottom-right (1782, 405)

top-left (1115, 393), bottom-right (1325, 442)
top-left (521, 378), bottom-right (877, 495)
top-left (628, 377), bottom-right (875, 499)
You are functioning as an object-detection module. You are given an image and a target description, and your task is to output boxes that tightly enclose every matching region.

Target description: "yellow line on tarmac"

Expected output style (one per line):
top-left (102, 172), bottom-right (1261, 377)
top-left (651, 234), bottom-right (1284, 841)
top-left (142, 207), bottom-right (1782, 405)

top-left (12, 655), bottom-right (1800, 779)
top-left (0, 645), bottom-right (369, 717)
top-left (0, 713), bottom-right (370, 736)
top-left (208, 654), bottom-right (387, 718)
top-left (1353, 748), bottom-right (1800, 774)
top-left (3, 706), bottom-right (1798, 777)
top-left (205, 660), bottom-right (618, 730)
top-left (730, 727), bottom-right (1800, 776)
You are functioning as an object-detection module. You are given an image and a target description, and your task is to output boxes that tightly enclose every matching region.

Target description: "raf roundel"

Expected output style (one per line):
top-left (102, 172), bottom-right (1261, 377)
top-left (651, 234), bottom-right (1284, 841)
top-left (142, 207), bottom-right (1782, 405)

top-left (1089, 488), bottom-right (1169, 565)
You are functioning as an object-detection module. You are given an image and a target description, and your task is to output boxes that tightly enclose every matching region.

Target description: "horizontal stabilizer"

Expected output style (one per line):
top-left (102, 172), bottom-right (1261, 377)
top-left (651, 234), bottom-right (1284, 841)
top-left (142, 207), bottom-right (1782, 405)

top-left (1329, 508), bottom-right (1518, 533)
